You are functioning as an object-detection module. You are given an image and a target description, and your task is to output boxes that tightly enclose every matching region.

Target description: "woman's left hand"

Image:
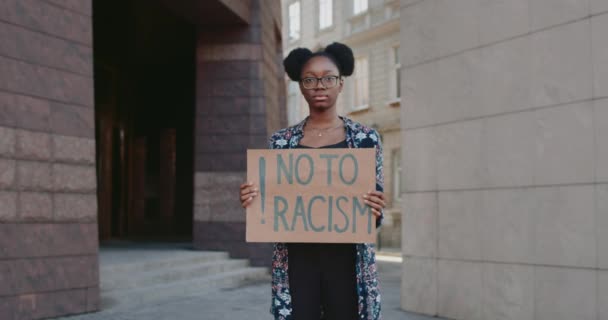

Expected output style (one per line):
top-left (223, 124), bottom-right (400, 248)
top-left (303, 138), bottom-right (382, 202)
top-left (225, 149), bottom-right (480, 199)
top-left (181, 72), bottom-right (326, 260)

top-left (363, 190), bottom-right (385, 217)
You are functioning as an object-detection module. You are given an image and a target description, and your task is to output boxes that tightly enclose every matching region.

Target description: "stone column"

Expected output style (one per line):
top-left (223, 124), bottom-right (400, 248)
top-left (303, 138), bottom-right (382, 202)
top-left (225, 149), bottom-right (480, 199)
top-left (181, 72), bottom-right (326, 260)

top-left (0, 0), bottom-right (99, 318)
top-left (193, 0), bottom-right (285, 267)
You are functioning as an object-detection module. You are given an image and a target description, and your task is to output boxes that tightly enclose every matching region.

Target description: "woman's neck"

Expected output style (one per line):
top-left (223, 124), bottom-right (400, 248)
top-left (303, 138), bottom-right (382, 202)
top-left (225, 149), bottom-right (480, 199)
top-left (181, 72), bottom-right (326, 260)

top-left (307, 109), bottom-right (340, 127)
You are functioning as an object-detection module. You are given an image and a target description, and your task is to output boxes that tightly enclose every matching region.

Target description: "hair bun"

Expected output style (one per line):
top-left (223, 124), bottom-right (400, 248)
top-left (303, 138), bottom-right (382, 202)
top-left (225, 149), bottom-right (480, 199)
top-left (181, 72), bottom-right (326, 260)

top-left (283, 47), bottom-right (313, 81)
top-left (324, 42), bottom-right (354, 76)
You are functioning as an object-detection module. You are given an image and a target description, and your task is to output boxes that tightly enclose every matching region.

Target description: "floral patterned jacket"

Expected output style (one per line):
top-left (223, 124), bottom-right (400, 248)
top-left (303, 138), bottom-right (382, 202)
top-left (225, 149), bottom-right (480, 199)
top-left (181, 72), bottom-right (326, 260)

top-left (268, 116), bottom-right (383, 320)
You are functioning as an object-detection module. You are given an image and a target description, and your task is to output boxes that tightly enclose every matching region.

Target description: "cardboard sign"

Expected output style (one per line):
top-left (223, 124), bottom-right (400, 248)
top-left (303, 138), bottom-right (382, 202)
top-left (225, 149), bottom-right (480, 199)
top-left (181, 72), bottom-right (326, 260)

top-left (246, 148), bottom-right (376, 243)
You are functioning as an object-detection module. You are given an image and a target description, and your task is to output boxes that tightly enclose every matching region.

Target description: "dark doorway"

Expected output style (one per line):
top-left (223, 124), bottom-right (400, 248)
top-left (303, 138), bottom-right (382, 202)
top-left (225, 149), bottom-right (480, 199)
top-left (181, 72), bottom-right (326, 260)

top-left (93, 0), bottom-right (195, 241)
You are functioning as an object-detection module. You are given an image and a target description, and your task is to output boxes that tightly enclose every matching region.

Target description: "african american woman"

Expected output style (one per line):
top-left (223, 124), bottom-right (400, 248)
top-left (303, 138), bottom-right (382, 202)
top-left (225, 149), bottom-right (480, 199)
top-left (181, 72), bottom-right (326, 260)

top-left (240, 42), bottom-right (385, 320)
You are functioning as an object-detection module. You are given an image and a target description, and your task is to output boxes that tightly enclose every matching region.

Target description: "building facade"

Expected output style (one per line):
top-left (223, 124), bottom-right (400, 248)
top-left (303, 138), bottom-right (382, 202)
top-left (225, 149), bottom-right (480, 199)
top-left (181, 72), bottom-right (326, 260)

top-left (0, 0), bottom-right (285, 318)
top-left (281, 0), bottom-right (403, 249)
top-left (400, 1), bottom-right (608, 320)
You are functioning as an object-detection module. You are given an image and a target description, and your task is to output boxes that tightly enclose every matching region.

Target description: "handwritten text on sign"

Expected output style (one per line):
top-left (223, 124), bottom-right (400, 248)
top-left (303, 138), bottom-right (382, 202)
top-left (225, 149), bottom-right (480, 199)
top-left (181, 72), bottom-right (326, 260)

top-left (246, 149), bottom-right (376, 243)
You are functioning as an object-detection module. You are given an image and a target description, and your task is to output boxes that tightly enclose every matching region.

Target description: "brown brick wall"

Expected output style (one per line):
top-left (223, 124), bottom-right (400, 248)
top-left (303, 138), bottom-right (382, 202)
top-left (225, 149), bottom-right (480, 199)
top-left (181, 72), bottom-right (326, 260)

top-left (193, 221), bottom-right (273, 267)
top-left (0, 0), bottom-right (99, 318)
top-left (193, 0), bottom-right (286, 266)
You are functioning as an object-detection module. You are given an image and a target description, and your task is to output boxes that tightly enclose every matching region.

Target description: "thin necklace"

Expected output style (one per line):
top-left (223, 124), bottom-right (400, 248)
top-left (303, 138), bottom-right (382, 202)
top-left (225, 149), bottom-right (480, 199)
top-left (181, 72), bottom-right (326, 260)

top-left (306, 122), bottom-right (343, 137)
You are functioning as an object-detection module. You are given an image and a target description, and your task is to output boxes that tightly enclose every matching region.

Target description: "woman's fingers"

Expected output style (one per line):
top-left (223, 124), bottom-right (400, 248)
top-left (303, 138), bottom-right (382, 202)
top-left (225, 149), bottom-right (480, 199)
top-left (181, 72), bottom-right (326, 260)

top-left (241, 196), bottom-right (255, 208)
top-left (364, 199), bottom-right (383, 211)
top-left (240, 187), bottom-right (258, 196)
top-left (362, 191), bottom-right (386, 209)
top-left (371, 208), bottom-right (382, 217)
top-left (239, 182), bottom-right (258, 197)
top-left (240, 183), bottom-right (257, 193)
top-left (240, 182), bottom-right (257, 208)
top-left (368, 190), bottom-right (385, 200)
top-left (365, 190), bottom-right (385, 217)
top-left (366, 195), bottom-right (385, 208)
top-left (240, 182), bottom-right (253, 190)
top-left (240, 191), bottom-right (258, 202)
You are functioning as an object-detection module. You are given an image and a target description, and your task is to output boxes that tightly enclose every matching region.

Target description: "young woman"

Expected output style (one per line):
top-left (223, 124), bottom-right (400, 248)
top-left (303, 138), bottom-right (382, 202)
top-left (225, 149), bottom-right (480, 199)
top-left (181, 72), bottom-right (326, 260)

top-left (240, 42), bottom-right (385, 320)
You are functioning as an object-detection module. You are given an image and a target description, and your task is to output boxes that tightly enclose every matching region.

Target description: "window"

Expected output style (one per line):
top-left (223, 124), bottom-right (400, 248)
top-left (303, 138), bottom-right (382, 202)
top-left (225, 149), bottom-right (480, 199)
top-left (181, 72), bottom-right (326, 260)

top-left (288, 2), bottom-right (300, 41)
top-left (390, 46), bottom-right (401, 100)
top-left (352, 57), bottom-right (369, 110)
top-left (392, 148), bottom-right (403, 201)
top-left (319, 0), bottom-right (333, 30)
top-left (288, 81), bottom-right (301, 125)
top-left (353, 0), bottom-right (368, 15)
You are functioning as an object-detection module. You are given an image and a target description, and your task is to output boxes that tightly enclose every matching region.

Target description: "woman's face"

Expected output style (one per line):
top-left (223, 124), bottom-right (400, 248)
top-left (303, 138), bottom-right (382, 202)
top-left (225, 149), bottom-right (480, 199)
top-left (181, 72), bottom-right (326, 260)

top-left (299, 56), bottom-right (343, 111)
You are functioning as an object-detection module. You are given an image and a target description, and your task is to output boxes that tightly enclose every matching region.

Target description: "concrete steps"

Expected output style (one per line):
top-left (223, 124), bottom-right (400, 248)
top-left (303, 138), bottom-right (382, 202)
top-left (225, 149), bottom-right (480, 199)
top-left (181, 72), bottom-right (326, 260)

top-left (100, 251), bottom-right (229, 275)
top-left (101, 267), bottom-right (270, 310)
top-left (102, 257), bottom-right (251, 291)
top-left (98, 247), bottom-right (270, 312)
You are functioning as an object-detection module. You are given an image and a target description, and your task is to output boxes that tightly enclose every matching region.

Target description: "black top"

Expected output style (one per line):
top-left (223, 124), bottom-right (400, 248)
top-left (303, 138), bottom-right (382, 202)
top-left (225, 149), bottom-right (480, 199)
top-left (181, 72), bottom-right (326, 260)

top-left (297, 140), bottom-right (348, 149)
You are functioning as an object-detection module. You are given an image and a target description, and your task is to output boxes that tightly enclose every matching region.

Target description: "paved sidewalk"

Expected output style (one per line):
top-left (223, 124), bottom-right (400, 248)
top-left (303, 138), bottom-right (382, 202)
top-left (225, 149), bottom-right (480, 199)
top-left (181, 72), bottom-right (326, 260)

top-left (61, 255), bottom-right (445, 320)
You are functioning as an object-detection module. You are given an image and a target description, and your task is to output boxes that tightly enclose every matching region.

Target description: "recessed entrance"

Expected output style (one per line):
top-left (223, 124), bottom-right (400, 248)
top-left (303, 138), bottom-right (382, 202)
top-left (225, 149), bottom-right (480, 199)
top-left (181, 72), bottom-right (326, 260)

top-left (93, 0), bottom-right (195, 241)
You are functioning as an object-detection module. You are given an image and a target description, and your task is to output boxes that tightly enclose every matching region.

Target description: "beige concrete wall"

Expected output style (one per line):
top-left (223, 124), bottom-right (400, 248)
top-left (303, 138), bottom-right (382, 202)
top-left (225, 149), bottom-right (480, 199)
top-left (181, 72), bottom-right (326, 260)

top-left (400, 1), bottom-right (608, 319)
top-left (376, 128), bottom-right (402, 248)
top-left (193, 0), bottom-right (283, 266)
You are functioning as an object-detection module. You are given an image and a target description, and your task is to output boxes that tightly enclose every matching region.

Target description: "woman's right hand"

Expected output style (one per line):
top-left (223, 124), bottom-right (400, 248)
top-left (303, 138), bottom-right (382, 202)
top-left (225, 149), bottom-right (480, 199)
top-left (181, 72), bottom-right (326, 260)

top-left (239, 182), bottom-right (258, 208)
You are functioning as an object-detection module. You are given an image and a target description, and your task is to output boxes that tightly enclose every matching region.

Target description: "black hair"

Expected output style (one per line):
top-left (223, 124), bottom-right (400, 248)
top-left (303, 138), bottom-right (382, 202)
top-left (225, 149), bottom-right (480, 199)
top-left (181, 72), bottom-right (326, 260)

top-left (283, 42), bottom-right (355, 81)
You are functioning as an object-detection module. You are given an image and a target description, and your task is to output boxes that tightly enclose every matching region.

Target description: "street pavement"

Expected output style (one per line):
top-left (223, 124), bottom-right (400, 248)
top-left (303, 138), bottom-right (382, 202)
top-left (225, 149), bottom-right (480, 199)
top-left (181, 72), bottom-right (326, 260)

top-left (60, 255), bottom-right (445, 320)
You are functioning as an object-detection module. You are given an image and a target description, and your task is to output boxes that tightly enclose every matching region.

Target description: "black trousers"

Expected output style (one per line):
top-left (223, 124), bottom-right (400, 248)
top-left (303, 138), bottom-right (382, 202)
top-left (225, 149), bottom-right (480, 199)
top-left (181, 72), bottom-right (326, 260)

top-left (287, 243), bottom-right (358, 320)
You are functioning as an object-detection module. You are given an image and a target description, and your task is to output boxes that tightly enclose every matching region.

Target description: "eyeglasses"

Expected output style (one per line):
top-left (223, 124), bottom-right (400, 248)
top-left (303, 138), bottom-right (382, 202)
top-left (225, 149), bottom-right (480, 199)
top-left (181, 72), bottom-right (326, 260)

top-left (300, 75), bottom-right (340, 89)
